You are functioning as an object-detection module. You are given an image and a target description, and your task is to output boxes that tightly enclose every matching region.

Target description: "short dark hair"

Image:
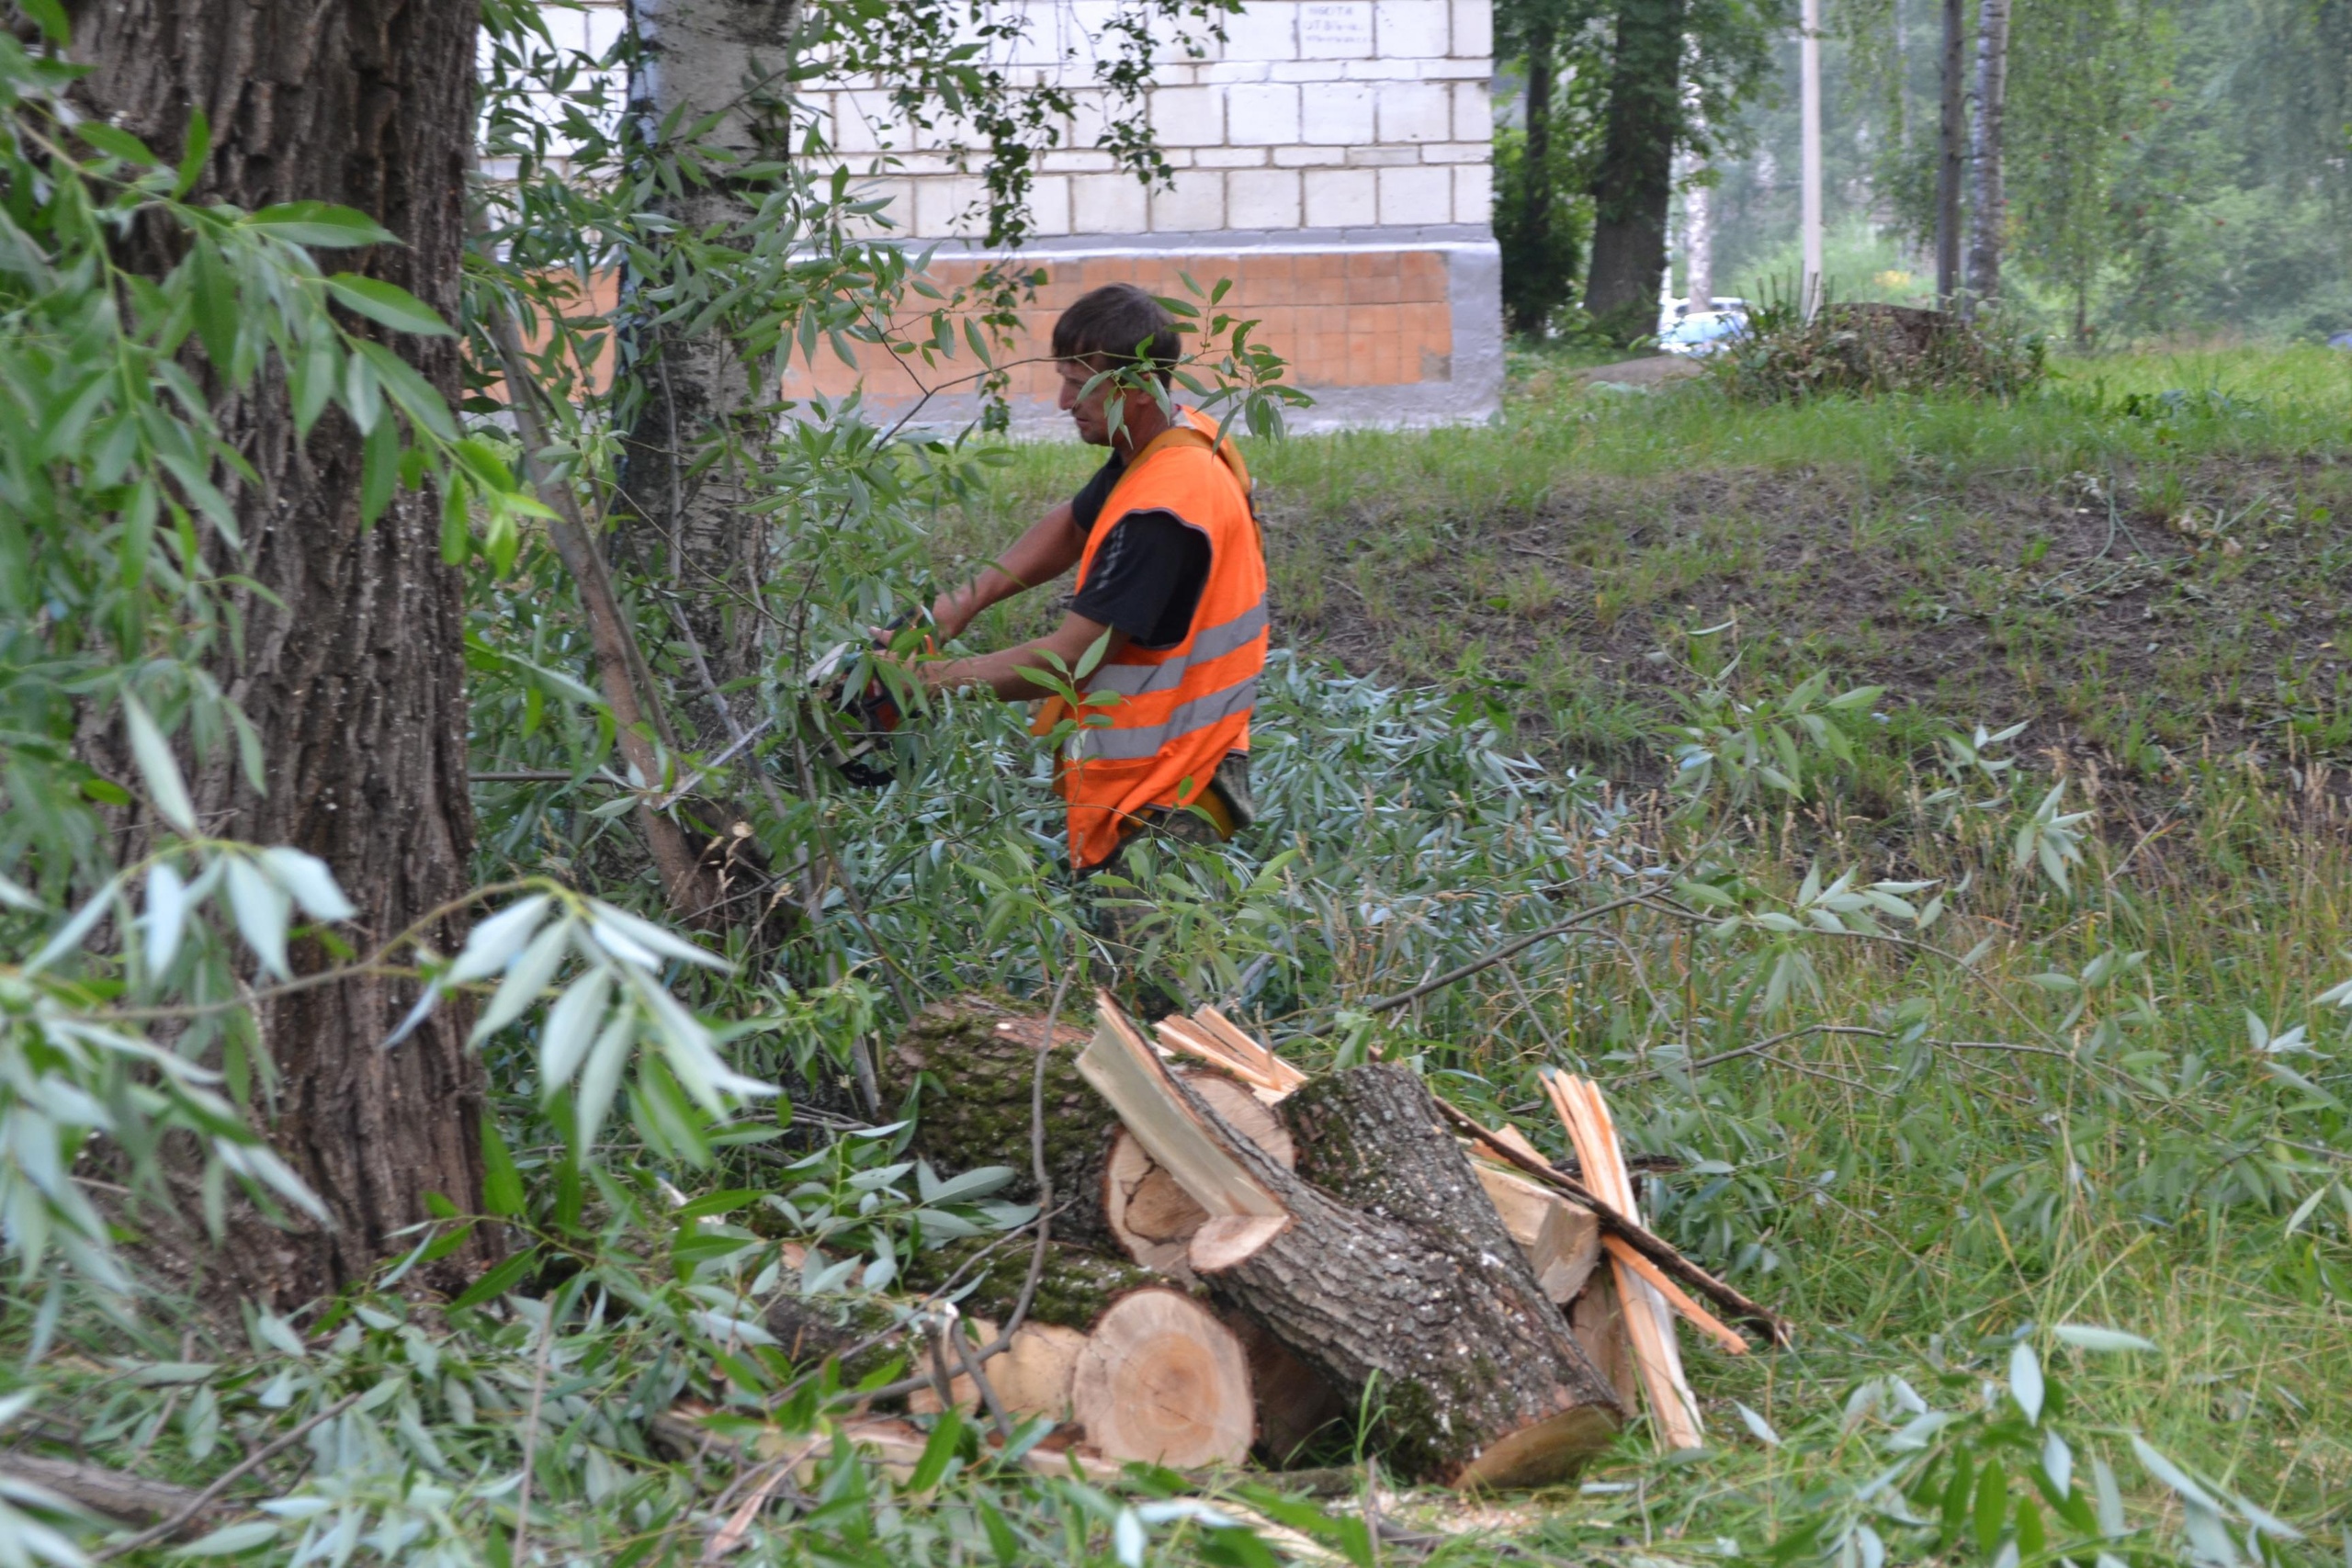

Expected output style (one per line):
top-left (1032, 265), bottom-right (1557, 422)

top-left (1051, 283), bottom-right (1182, 381)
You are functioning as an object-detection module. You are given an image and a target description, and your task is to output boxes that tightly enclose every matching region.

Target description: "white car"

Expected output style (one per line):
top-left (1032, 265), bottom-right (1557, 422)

top-left (1657, 310), bottom-right (1748, 357)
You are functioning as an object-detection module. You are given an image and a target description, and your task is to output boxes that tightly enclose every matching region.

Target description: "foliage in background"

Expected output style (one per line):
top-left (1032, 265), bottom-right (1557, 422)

top-left (1707, 291), bottom-right (2046, 400)
top-left (1740, 0), bottom-right (2352, 341)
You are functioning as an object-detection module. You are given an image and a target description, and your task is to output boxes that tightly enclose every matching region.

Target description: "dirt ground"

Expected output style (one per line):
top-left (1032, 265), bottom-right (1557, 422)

top-left (1268, 453), bottom-right (2352, 784)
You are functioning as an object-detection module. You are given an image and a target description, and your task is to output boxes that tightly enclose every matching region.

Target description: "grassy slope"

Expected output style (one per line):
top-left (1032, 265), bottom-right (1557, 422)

top-left (934, 348), bottom-right (2352, 1558)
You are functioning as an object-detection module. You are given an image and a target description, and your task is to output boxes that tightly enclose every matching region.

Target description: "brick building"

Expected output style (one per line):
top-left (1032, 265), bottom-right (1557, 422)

top-left (793, 1), bottom-right (1502, 432)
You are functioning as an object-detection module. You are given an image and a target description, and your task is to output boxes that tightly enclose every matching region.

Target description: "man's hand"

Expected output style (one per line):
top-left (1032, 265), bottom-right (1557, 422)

top-left (890, 611), bottom-right (1125, 703)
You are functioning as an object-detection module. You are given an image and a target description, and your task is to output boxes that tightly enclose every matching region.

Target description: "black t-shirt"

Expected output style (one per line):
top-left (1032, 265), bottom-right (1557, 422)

top-left (1068, 452), bottom-right (1209, 650)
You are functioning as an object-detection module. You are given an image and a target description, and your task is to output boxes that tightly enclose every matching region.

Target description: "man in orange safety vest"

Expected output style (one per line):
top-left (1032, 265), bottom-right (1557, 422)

top-left (908, 283), bottom-right (1268, 876)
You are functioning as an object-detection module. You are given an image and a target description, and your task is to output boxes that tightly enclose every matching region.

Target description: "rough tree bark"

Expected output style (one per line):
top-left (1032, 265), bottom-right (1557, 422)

top-left (1935, 0), bottom-right (1965, 308)
top-left (1965, 0), bottom-right (2011, 313)
top-left (1190, 1064), bottom-right (1623, 1485)
top-left (617, 0), bottom-right (803, 716)
top-left (1581, 0), bottom-right (1689, 339)
top-left (70, 0), bottom-right (494, 1304)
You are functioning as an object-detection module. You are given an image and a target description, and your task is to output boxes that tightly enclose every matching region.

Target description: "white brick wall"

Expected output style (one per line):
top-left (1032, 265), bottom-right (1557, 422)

top-left (802, 0), bottom-right (1496, 239)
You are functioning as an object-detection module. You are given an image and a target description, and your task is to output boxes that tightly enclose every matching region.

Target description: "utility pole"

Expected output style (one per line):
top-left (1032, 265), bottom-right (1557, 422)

top-left (1935, 0), bottom-right (1964, 310)
top-left (1800, 0), bottom-right (1823, 317)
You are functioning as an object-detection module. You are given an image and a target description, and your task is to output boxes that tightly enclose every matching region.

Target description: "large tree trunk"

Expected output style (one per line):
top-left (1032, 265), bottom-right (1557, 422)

top-left (1582, 0), bottom-right (1689, 339)
top-left (616, 0), bottom-right (802, 718)
top-left (1965, 0), bottom-right (2012, 314)
top-left (70, 0), bottom-right (494, 1306)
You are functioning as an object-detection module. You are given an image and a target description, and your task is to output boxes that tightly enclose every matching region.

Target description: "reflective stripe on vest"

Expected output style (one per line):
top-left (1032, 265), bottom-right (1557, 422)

top-left (1056, 412), bottom-right (1268, 868)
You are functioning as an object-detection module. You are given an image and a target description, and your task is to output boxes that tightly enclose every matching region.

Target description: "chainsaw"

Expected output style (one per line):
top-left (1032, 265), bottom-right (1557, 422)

top-left (806, 610), bottom-right (932, 788)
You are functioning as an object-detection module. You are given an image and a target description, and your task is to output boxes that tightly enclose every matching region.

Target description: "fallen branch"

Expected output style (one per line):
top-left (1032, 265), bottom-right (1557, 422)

top-left (89, 1391), bottom-right (360, 1561)
top-left (0, 1454), bottom-right (206, 1528)
top-left (1629, 1023), bottom-right (2065, 1082)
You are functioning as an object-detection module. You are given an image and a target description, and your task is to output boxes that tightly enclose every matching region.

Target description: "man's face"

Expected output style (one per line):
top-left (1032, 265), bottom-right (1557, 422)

top-left (1057, 357), bottom-right (1114, 446)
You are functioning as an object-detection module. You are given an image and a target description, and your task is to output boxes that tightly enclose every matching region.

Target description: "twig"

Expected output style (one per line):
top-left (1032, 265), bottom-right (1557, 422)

top-left (90, 1392), bottom-right (361, 1561)
top-left (1361, 893), bottom-right (1660, 1014)
top-left (951, 1320), bottom-right (1016, 1442)
top-left (510, 1302), bottom-right (559, 1568)
top-left (1628, 1024), bottom-right (2066, 1083)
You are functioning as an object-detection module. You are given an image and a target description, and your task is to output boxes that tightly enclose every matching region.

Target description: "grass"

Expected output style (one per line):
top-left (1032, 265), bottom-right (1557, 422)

top-left (920, 344), bottom-right (2352, 1562)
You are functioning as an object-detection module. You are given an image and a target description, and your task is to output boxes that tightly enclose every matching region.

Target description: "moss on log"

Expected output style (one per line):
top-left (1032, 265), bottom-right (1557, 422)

top-left (886, 995), bottom-right (1120, 1253)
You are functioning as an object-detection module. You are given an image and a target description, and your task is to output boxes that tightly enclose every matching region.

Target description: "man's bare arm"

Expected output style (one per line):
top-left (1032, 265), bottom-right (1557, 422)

top-left (920, 611), bottom-right (1127, 701)
top-left (929, 503), bottom-right (1088, 638)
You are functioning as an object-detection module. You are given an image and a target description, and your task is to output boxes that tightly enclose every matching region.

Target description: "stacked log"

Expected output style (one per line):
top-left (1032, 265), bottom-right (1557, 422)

top-left (763, 994), bottom-right (1769, 1488)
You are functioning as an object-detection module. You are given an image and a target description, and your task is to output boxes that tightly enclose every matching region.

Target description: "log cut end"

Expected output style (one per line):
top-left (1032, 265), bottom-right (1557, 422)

top-left (1451, 1403), bottom-right (1623, 1491)
top-left (1070, 1288), bottom-right (1255, 1468)
top-left (910, 1319), bottom-right (1090, 1421)
top-left (1187, 1213), bottom-right (1293, 1274)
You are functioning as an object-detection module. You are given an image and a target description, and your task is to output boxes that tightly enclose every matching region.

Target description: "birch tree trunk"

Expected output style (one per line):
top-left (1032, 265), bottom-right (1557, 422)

top-left (1965, 0), bottom-right (2012, 314)
top-left (1935, 0), bottom-right (1965, 308)
top-left (69, 0), bottom-right (495, 1306)
top-left (617, 0), bottom-right (803, 720)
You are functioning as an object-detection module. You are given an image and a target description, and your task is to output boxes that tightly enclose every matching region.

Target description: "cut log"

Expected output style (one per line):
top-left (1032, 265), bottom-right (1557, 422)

top-left (1069, 1287), bottom-right (1256, 1468)
top-left (1192, 1006), bottom-right (1309, 1091)
top-left (896, 1237), bottom-right (1168, 1334)
top-left (763, 1292), bottom-right (910, 1386)
top-left (1476, 1163), bottom-right (1602, 1304)
top-left (886, 996), bottom-right (1120, 1253)
top-left (1078, 1003), bottom-right (1623, 1488)
top-left (909, 1317), bottom-right (1090, 1421)
top-left (1104, 1071), bottom-right (1296, 1280)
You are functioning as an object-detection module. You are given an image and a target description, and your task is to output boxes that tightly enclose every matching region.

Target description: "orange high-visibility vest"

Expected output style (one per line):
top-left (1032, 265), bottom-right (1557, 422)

top-left (1047, 411), bottom-right (1267, 869)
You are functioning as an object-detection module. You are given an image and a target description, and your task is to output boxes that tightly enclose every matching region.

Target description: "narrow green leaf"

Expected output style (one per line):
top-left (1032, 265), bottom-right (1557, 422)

top-left (480, 1113), bottom-right (525, 1217)
top-left (909, 1404), bottom-right (964, 1493)
top-left (223, 856), bottom-right (292, 980)
top-left (189, 238), bottom-right (240, 378)
top-left (325, 273), bottom-right (453, 336)
top-left (450, 1247), bottom-right (536, 1311)
top-left (359, 413), bottom-right (399, 525)
top-left (15, 0), bottom-right (67, 43)
top-left (249, 201), bottom-right (395, 248)
top-left (175, 107), bottom-right (211, 197)
top-left (122, 694), bottom-right (197, 832)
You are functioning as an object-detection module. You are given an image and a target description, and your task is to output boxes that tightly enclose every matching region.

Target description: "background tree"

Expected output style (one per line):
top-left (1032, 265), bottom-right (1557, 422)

top-left (1583, 0), bottom-right (1785, 341)
top-left (67, 0), bottom-right (496, 1305)
top-left (2007, 0), bottom-right (2163, 343)
top-left (1962, 0), bottom-right (2011, 310)
top-left (1494, 0), bottom-right (1607, 335)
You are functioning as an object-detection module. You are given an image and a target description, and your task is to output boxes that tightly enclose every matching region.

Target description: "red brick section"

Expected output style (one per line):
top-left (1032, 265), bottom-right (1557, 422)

top-left (778, 249), bottom-right (1455, 411)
